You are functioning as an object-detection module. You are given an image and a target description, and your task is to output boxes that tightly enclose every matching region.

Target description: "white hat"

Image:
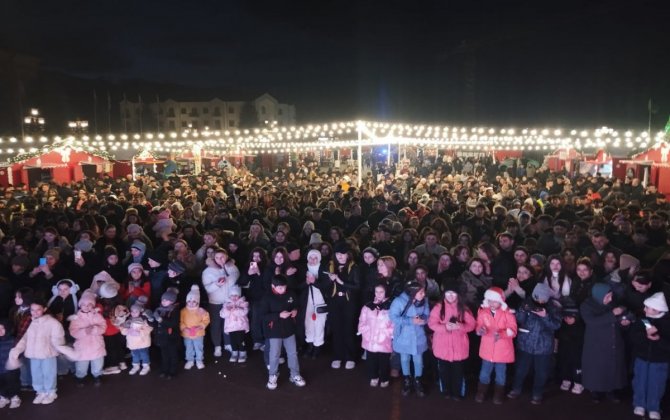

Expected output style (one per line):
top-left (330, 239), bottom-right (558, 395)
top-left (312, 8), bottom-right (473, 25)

top-left (186, 285), bottom-right (201, 304)
top-left (483, 287), bottom-right (508, 310)
top-left (644, 292), bottom-right (669, 313)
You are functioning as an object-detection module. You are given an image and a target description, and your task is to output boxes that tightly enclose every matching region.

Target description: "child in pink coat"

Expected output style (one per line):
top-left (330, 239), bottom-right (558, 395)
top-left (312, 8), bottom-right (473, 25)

top-left (474, 287), bottom-right (517, 404)
top-left (68, 291), bottom-right (107, 387)
top-left (357, 284), bottom-right (394, 388)
top-left (220, 286), bottom-right (249, 363)
top-left (428, 281), bottom-right (476, 400)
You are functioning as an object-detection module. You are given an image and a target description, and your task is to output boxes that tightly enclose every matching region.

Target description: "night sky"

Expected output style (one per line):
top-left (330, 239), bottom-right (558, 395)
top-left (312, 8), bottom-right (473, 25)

top-left (1, 0), bottom-right (669, 128)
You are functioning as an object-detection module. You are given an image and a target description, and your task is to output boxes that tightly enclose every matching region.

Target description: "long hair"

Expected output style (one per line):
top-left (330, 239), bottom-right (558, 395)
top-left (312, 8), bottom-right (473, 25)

top-left (543, 254), bottom-right (569, 291)
top-left (439, 291), bottom-right (468, 323)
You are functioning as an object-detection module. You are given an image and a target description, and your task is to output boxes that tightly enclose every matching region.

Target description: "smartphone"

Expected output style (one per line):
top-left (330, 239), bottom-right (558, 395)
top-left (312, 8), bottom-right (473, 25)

top-left (642, 319), bottom-right (653, 329)
top-left (250, 261), bottom-right (257, 268)
top-left (39, 257), bottom-right (47, 266)
top-left (74, 250), bottom-right (82, 259)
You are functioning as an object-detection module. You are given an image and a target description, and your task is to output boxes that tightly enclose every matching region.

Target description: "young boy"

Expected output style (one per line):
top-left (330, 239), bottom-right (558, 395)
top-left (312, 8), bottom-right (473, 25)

top-left (153, 288), bottom-right (181, 379)
top-left (260, 275), bottom-right (306, 390)
top-left (9, 299), bottom-right (66, 405)
top-left (180, 285), bottom-right (210, 370)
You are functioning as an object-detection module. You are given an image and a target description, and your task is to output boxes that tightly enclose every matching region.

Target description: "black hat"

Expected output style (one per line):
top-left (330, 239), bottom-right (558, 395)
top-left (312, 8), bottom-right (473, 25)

top-left (104, 245), bottom-right (118, 259)
top-left (442, 280), bottom-right (461, 295)
top-left (404, 281), bottom-right (424, 299)
top-left (286, 242), bottom-right (300, 253)
top-left (362, 247), bottom-right (379, 259)
top-left (147, 249), bottom-right (169, 266)
top-left (333, 242), bottom-right (350, 254)
top-left (168, 260), bottom-right (186, 275)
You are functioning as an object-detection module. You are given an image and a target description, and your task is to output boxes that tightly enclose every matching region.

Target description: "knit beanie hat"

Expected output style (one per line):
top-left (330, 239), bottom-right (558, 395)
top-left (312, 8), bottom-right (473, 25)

top-left (530, 254), bottom-right (546, 267)
top-left (591, 283), bottom-right (612, 304)
top-left (484, 287), bottom-right (508, 310)
top-left (309, 233), bottom-right (323, 246)
top-left (442, 279), bottom-right (461, 295)
top-left (104, 245), bottom-right (119, 259)
top-left (127, 224), bottom-right (142, 235)
top-left (93, 270), bottom-right (114, 285)
top-left (532, 283), bottom-right (553, 303)
top-left (168, 260), bottom-right (186, 275)
top-left (161, 287), bottom-right (178, 303)
top-left (79, 292), bottom-right (97, 308)
top-left (127, 263), bottom-right (144, 274)
top-left (131, 241), bottom-right (146, 254)
top-left (644, 292), bottom-right (669, 313)
top-left (362, 247), bottom-right (380, 259)
top-left (186, 285), bottom-right (201, 304)
top-left (619, 254), bottom-right (640, 271)
top-left (74, 239), bottom-right (93, 253)
top-left (99, 282), bottom-right (120, 299)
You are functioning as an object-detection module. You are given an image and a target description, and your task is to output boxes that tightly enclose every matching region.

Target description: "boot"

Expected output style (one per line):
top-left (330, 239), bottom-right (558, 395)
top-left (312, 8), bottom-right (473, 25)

top-left (474, 382), bottom-right (489, 403)
top-left (128, 363), bottom-right (141, 375)
top-left (493, 384), bottom-right (506, 405)
top-left (302, 343), bottom-right (313, 358)
top-left (139, 363), bottom-right (151, 376)
top-left (311, 345), bottom-right (320, 359)
top-left (414, 376), bottom-right (426, 398)
top-left (401, 376), bottom-right (413, 397)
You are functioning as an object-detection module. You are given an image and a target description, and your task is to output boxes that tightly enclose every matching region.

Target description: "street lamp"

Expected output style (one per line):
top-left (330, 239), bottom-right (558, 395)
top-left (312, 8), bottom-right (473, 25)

top-left (23, 108), bottom-right (45, 135)
top-left (68, 120), bottom-right (89, 135)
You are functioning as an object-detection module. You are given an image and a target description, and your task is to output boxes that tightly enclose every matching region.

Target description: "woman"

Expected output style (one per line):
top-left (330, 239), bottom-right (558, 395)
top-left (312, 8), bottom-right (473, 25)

top-left (390, 281), bottom-right (430, 398)
top-left (404, 250), bottom-right (420, 281)
top-left (475, 242), bottom-right (498, 277)
top-left (34, 227), bottom-right (72, 258)
top-left (239, 247), bottom-right (269, 350)
top-left (359, 247), bottom-right (380, 302)
top-left (458, 258), bottom-right (492, 312)
top-left (561, 247), bottom-right (578, 278)
top-left (503, 264), bottom-right (537, 311)
top-left (574, 257), bottom-right (597, 304)
top-left (323, 243), bottom-right (360, 370)
top-left (451, 245), bottom-right (471, 278)
top-left (428, 281), bottom-right (476, 400)
top-left (540, 254), bottom-right (576, 302)
top-left (435, 252), bottom-right (458, 290)
top-left (374, 256), bottom-right (404, 301)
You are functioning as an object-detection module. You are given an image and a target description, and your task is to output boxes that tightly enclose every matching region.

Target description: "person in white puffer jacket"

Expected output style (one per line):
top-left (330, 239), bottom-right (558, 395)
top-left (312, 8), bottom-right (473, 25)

top-left (202, 248), bottom-right (239, 357)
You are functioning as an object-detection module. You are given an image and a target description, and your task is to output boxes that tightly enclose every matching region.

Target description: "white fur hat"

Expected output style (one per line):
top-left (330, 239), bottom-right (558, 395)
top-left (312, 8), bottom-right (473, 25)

top-left (483, 287), bottom-right (508, 310)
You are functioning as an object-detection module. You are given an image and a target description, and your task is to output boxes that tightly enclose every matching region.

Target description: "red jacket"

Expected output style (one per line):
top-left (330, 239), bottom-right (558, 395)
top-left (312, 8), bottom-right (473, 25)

top-left (428, 301), bottom-right (476, 362)
top-left (476, 306), bottom-right (517, 363)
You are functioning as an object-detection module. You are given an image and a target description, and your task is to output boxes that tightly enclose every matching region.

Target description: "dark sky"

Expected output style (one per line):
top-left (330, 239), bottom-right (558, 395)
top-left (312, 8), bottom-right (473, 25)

top-left (1, 0), bottom-right (670, 126)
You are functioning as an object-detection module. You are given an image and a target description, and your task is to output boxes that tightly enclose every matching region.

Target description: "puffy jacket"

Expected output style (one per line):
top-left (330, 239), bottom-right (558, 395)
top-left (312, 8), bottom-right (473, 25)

top-left (476, 305), bottom-right (517, 363)
top-left (221, 297), bottom-right (250, 333)
top-left (180, 307), bottom-right (211, 338)
top-left (515, 300), bottom-right (562, 355)
top-left (630, 313), bottom-right (670, 363)
top-left (202, 262), bottom-right (240, 304)
top-left (428, 301), bottom-right (476, 362)
top-left (357, 300), bottom-right (393, 353)
top-left (69, 309), bottom-right (107, 360)
top-left (390, 292), bottom-right (430, 355)
top-left (120, 319), bottom-right (153, 350)
top-left (12, 314), bottom-right (65, 359)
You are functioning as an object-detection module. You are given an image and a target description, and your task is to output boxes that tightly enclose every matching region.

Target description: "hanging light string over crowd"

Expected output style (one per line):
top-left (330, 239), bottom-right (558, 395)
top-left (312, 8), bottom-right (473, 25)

top-left (2, 121), bottom-right (669, 162)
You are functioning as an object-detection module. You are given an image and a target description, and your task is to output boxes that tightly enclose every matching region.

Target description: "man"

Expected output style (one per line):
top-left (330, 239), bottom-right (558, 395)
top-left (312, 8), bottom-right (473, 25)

top-left (491, 232), bottom-right (517, 289)
top-left (414, 230), bottom-right (447, 271)
top-left (367, 200), bottom-right (393, 230)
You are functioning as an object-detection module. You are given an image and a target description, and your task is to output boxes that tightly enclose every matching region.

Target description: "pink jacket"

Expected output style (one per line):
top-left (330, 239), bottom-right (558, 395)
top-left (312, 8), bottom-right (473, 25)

top-left (69, 309), bottom-right (107, 361)
top-left (428, 302), bottom-right (476, 362)
top-left (476, 306), bottom-right (517, 363)
top-left (120, 320), bottom-right (153, 350)
top-left (221, 298), bottom-right (249, 333)
top-left (11, 314), bottom-right (65, 359)
top-left (357, 304), bottom-right (393, 354)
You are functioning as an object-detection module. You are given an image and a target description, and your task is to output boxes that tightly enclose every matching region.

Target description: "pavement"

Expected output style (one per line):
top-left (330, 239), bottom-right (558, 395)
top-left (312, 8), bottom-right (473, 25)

top-left (4, 349), bottom-right (665, 420)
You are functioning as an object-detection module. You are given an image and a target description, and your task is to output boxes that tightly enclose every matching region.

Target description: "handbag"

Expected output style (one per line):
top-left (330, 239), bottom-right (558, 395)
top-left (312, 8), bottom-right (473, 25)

top-left (310, 286), bottom-right (328, 315)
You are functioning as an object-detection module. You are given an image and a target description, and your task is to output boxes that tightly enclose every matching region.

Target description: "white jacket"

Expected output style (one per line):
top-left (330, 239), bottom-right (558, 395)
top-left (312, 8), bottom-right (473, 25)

top-left (202, 262), bottom-right (240, 304)
top-left (12, 315), bottom-right (65, 359)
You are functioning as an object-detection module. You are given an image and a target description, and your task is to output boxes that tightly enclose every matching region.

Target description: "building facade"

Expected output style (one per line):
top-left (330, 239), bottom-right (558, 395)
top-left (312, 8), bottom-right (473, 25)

top-left (120, 93), bottom-right (295, 132)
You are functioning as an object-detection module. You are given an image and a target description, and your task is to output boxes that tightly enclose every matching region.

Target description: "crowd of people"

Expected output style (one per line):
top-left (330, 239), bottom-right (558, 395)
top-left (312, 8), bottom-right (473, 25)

top-left (0, 153), bottom-right (668, 419)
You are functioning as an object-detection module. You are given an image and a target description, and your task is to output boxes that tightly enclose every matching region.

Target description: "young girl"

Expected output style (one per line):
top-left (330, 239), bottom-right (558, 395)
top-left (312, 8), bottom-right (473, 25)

top-left (221, 286), bottom-right (249, 363)
top-left (9, 298), bottom-right (66, 405)
top-left (358, 284), bottom-right (394, 388)
top-left (630, 292), bottom-right (669, 420)
top-left (69, 292), bottom-right (107, 386)
top-left (474, 287), bottom-right (517, 404)
top-left (120, 303), bottom-right (153, 376)
top-left (122, 263), bottom-right (151, 308)
top-left (9, 288), bottom-right (33, 390)
top-left (390, 281), bottom-right (430, 398)
top-left (428, 281), bottom-right (476, 400)
top-left (302, 249), bottom-right (329, 359)
top-left (0, 319), bottom-right (21, 409)
top-left (153, 288), bottom-right (181, 379)
top-left (556, 299), bottom-right (585, 395)
top-left (180, 285), bottom-right (210, 369)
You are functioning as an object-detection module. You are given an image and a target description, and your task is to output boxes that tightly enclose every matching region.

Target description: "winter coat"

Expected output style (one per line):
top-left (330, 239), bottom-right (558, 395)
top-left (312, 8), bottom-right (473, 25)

top-left (260, 290), bottom-right (298, 339)
top-left (459, 270), bottom-right (492, 311)
top-left (428, 301), bottom-right (476, 362)
top-left (476, 305), bottom-right (517, 363)
top-left (221, 297), bottom-right (250, 333)
top-left (153, 304), bottom-right (180, 346)
top-left (179, 307), bottom-right (211, 338)
top-left (515, 300), bottom-right (562, 355)
top-left (357, 300), bottom-right (394, 353)
top-left (629, 314), bottom-right (670, 363)
top-left (390, 292), bottom-right (430, 355)
top-left (202, 262), bottom-right (240, 304)
top-left (580, 298), bottom-right (627, 392)
top-left (120, 319), bottom-right (153, 350)
top-left (12, 314), bottom-right (65, 359)
top-left (69, 309), bottom-right (107, 360)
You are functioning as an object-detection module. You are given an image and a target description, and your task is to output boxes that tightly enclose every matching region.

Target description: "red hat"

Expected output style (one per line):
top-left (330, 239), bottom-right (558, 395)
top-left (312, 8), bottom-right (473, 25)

top-left (483, 287), bottom-right (507, 310)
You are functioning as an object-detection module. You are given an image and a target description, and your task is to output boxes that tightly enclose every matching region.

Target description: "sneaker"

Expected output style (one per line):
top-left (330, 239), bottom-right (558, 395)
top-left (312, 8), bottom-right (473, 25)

top-left (184, 361), bottom-right (194, 370)
top-left (571, 383), bottom-right (584, 395)
top-left (345, 361), bottom-right (356, 370)
top-left (531, 396), bottom-right (543, 405)
top-left (196, 361), bottom-right (205, 370)
top-left (119, 362), bottom-right (128, 371)
top-left (229, 351), bottom-right (239, 363)
top-left (41, 392), bottom-right (57, 405)
top-left (253, 342), bottom-right (264, 351)
top-left (32, 393), bottom-right (45, 405)
top-left (0, 397), bottom-right (9, 408)
top-left (649, 411), bottom-right (661, 420)
top-left (238, 352), bottom-right (247, 363)
top-left (139, 364), bottom-right (151, 376)
top-left (370, 378), bottom-right (379, 387)
top-left (506, 390), bottom-right (521, 399)
top-left (560, 380), bottom-right (572, 391)
top-left (633, 407), bottom-right (646, 417)
top-left (214, 346), bottom-right (222, 357)
top-left (267, 374), bottom-right (278, 390)
top-left (380, 381), bottom-right (390, 388)
top-left (103, 366), bottom-right (122, 375)
top-left (9, 396), bottom-right (21, 409)
top-left (290, 375), bottom-right (306, 387)
top-left (224, 345), bottom-right (233, 353)
top-left (331, 360), bottom-right (342, 369)
top-left (128, 364), bottom-right (141, 375)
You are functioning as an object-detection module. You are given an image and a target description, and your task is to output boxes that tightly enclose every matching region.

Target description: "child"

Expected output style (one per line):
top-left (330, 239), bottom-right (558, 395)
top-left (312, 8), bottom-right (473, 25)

top-left (630, 292), bottom-right (669, 420)
top-left (122, 263), bottom-right (151, 308)
top-left (390, 281), bottom-right (430, 398)
top-left (357, 283), bottom-right (394, 388)
top-left (0, 319), bottom-right (21, 409)
top-left (556, 298), bottom-right (585, 395)
top-left (180, 285), bottom-right (210, 369)
top-left (261, 275), bottom-right (306, 390)
top-left (153, 288), bottom-right (181, 379)
top-left (428, 281), bottom-right (476, 400)
top-left (474, 287), bottom-right (517, 404)
top-left (68, 291), bottom-right (107, 386)
top-left (9, 298), bottom-right (66, 405)
top-left (100, 284), bottom-right (126, 375)
top-left (507, 283), bottom-right (561, 404)
top-left (221, 286), bottom-right (249, 363)
top-left (9, 288), bottom-right (33, 390)
top-left (120, 303), bottom-right (153, 375)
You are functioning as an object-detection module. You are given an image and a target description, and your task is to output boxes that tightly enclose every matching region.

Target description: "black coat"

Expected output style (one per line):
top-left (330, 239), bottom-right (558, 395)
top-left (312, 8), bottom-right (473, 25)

top-left (260, 290), bottom-right (298, 339)
top-left (629, 314), bottom-right (670, 363)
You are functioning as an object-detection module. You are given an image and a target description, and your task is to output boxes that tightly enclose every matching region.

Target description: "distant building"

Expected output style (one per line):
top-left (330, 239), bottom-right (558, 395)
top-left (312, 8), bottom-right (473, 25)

top-left (119, 93), bottom-right (295, 132)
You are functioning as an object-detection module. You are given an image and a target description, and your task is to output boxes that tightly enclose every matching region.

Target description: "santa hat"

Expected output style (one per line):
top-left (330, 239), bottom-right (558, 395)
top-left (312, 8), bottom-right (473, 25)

top-left (483, 287), bottom-right (507, 310)
top-left (644, 292), bottom-right (669, 313)
top-left (186, 285), bottom-right (200, 304)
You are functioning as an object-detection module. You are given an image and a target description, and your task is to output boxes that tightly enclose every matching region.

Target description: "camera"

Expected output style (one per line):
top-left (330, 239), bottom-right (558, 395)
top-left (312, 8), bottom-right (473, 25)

top-left (448, 316), bottom-right (458, 323)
